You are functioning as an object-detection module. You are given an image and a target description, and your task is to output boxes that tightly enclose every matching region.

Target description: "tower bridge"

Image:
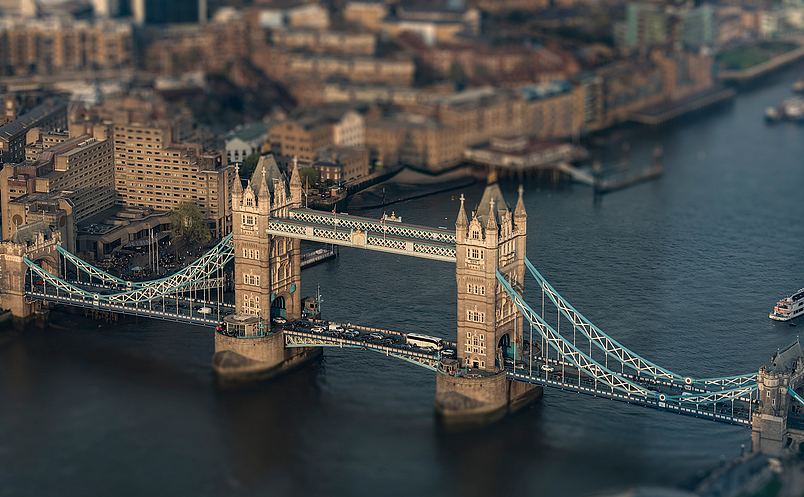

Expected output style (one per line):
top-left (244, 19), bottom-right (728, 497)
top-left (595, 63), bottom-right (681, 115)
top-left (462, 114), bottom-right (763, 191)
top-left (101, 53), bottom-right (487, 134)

top-left (2, 154), bottom-right (803, 452)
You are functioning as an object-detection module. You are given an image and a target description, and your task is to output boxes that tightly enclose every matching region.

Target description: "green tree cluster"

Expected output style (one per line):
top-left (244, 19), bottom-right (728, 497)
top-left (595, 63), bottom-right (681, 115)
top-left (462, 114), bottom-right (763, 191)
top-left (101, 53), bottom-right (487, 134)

top-left (171, 202), bottom-right (211, 247)
top-left (240, 151), bottom-right (261, 178)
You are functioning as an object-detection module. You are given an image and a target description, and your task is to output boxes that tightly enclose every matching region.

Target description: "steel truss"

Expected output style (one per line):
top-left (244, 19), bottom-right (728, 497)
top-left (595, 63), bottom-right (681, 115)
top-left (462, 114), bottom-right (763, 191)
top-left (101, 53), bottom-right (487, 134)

top-left (524, 258), bottom-right (758, 386)
top-left (284, 330), bottom-right (439, 371)
top-left (24, 234), bottom-right (234, 304)
top-left (497, 270), bottom-right (652, 397)
top-left (289, 209), bottom-right (456, 244)
top-left (266, 220), bottom-right (457, 262)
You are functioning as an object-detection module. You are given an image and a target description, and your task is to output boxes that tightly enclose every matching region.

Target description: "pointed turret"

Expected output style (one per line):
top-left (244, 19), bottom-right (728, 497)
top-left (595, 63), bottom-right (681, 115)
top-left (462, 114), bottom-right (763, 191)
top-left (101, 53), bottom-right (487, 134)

top-left (258, 168), bottom-right (270, 214)
top-left (289, 156), bottom-right (302, 207)
top-left (485, 196), bottom-right (498, 244)
top-left (514, 184), bottom-right (527, 229)
top-left (455, 193), bottom-right (468, 242)
top-left (232, 165), bottom-right (243, 208)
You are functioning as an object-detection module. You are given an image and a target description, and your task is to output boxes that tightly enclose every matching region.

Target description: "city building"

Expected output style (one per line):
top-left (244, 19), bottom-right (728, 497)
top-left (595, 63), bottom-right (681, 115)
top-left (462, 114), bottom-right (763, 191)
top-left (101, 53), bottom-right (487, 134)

top-left (619, 3), bottom-right (715, 49)
top-left (520, 81), bottom-right (585, 140)
top-left (267, 106), bottom-right (366, 169)
top-left (271, 29), bottom-right (376, 56)
top-left (396, 32), bottom-right (580, 85)
top-left (141, 12), bottom-right (251, 74)
top-left (0, 132), bottom-right (115, 243)
top-left (259, 50), bottom-right (416, 85)
top-left (313, 146), bottom-right (370, 183)
top-left (343, 0), bottom-right (387, 31)
top-left (255, 3), bottom-right (330, 30)
top-left (112, 122), bottom-right (236, 237)
top-left (382, 2), bottom-right (481, 44)
top-left (0, 17), bottom-right (134, 76)
top-left (226, 122), bottom-right (271, 165)
top-left (0, 97), bottom-right (67, 164)
top-left (365, 113), bottom-right (461, 172)
top-left (429, 87), bottom-right (528, 148)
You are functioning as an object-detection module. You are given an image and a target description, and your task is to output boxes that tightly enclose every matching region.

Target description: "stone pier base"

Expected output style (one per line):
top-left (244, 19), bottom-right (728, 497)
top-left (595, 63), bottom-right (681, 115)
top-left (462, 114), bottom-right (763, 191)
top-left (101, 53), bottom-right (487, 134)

top-left (212, 330), bottom-right (322, 385)
top-left (434, 370), bottom-right (542, 431)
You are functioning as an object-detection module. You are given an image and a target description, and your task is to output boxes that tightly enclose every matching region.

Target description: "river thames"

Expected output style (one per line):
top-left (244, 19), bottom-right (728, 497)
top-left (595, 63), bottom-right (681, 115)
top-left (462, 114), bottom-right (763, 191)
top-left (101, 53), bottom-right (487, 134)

top-left (3, 67), bottom-right (804, 496)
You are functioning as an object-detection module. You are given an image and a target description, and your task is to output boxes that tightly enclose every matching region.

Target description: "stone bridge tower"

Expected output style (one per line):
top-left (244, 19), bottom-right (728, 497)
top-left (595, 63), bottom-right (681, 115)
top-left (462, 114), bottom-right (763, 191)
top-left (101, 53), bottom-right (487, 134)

top-left (752, 338), bottom-right (804, 454)
top-left (230, 155), bottom-right (302, 321)
top-left (454, 180), bottom-right (528, 372)
top-left (0, 220), bottom-right (62, 319)
top-left (213, 155), bottom-right (321, 383)
top-left (435, 179), bottom-right (540, 429)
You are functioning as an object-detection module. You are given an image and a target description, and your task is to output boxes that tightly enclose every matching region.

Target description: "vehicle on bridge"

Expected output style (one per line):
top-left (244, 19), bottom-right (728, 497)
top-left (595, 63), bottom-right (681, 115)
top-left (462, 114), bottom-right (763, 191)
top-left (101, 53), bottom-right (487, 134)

top-left (406, 333), bottom-right (443, 351)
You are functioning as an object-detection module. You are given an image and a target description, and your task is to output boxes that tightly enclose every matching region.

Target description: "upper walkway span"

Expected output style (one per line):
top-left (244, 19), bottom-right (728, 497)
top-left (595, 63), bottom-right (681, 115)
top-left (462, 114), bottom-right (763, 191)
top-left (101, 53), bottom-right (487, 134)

top-left (265, 208), bottom-right (457, 262)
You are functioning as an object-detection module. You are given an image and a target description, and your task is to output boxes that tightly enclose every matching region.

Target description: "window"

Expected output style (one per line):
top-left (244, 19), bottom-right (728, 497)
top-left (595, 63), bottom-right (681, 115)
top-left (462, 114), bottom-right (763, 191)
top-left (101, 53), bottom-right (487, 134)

top-left (244, 274), bottom-right (260, 286)
top-left (468, 248), bottom-right (483, 260)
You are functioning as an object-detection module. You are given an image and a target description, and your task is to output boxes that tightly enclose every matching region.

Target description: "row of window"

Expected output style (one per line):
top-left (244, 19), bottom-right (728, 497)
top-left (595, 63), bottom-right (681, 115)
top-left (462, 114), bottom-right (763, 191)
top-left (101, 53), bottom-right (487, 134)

top-left (243, 248), bottom-right (260, 260)
top-left (244, 274), bottom-right (260, 286)
top-left (466, 310), bottom-right (485, 323)
top-left (466, 283), bottom-right (485, 296)
top-left (242, 294), bottom-right (260, 315)
top-left (465, 331), bottom-right (486, 356)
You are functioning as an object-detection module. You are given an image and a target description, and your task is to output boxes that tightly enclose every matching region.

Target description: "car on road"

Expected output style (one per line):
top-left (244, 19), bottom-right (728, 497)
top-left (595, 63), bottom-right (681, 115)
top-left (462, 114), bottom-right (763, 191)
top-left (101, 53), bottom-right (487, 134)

top-left (369, 332), bottom-right (384, 340)
top-left (197, 307), bottom-right (212, 315)
top-left (310, 326), bottom-right (325, 333)
top-left (504, 357), bottom-right (514, 366)
top-left (442, 349), bottom-right (455, 357)
top-left (541, 364), bottom-right (555, 373)
top-left (272, 316), bottom-right (287, 324)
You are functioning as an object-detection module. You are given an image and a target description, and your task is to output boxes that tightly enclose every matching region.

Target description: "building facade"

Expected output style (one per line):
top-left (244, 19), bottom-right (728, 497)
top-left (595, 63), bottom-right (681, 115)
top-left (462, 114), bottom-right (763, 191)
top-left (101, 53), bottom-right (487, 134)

top-left (112, 122), bottom-right (235, 237)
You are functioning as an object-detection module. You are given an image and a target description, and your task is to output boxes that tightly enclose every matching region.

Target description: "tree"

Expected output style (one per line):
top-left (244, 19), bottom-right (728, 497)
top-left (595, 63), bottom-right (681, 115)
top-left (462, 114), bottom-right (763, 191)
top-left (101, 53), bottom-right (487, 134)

top-left (300, 167), bottom-right (319, 187)
top-left (171, 202), bottom-right (211, 247)
top-left (240, 150), bottom-right (261, 178)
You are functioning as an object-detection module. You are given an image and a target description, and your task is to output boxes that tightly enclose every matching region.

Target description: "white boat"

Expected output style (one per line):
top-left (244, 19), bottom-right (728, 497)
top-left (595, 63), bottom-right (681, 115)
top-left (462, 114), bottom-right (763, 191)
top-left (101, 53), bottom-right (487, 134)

top-left (769, 288), bottom-right (804, 321)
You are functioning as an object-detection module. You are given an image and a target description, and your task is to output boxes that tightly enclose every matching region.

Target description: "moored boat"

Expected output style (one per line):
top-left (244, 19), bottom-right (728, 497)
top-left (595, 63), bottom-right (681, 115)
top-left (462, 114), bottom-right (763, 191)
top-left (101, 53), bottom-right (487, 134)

top-left (770, 288), bottom-right (804, 321)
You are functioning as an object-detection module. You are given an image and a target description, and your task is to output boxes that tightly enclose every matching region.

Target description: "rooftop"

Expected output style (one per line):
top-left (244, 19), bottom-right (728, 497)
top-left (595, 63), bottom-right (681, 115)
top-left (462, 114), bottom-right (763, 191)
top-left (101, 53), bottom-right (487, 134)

top-left (226, 121), bottom-right (270, 143)
top-left (0, 98), bottom-right (66, 142)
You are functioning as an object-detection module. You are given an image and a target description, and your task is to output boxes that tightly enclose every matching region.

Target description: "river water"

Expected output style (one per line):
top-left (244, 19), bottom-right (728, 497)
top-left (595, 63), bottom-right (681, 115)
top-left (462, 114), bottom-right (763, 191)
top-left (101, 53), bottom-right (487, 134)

top-left (3, 68), bottom-right (804, 496)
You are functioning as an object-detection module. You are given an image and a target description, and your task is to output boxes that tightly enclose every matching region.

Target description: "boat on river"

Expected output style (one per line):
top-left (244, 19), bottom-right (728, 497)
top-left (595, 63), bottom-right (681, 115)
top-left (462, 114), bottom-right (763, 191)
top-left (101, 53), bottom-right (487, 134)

top-left (765, 97), bottom-right (804, 122)
top-left (793, 79), bottom-right (804, 93)
top-left (770, 288), bottom-right (804, 321)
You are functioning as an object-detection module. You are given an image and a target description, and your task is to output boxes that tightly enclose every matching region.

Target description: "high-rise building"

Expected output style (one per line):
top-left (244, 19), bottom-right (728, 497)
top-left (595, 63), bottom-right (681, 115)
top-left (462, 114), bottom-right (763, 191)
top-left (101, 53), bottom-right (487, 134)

top-left (0, 133), bottom-right (115, 243)
top-left (112, 122), bottom-right (235, 236)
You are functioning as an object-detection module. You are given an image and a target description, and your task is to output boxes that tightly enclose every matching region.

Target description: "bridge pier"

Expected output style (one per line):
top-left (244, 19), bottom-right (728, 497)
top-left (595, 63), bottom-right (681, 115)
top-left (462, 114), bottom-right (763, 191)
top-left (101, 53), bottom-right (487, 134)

top-left (435, 371), bottom-right (542, 430)
top-left (212, 328), bottom-right (322, 384)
